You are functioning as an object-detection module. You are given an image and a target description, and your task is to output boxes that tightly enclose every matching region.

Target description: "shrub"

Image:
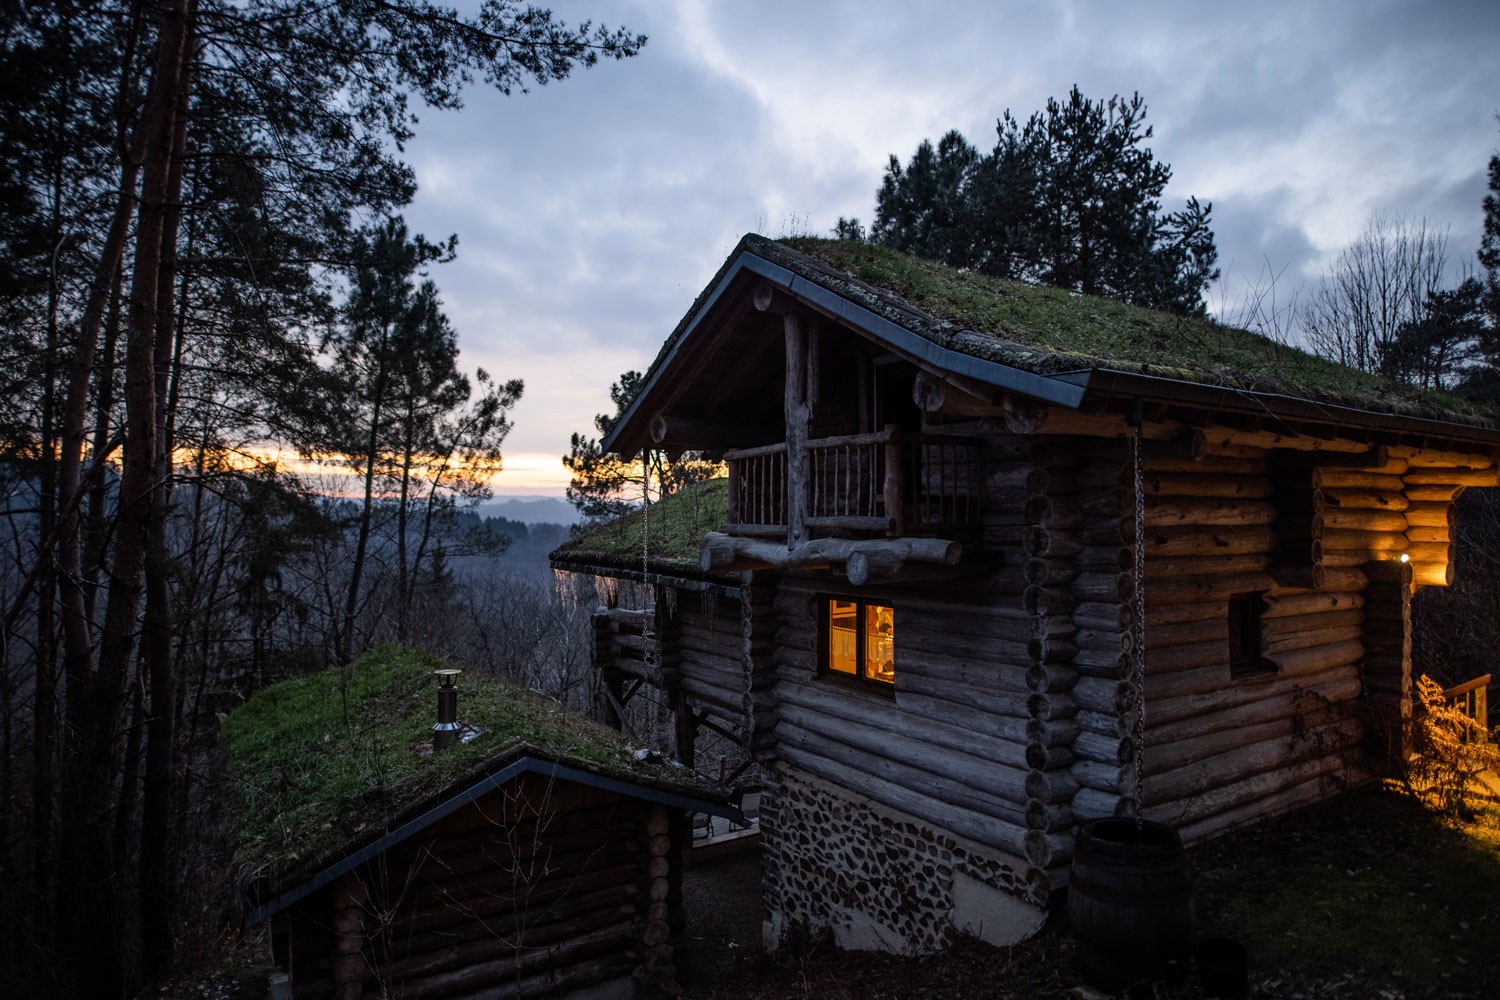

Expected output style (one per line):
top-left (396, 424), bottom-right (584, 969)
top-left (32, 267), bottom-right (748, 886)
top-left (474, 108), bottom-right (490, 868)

top-left (1404, 674), bottom-right (1499, 817)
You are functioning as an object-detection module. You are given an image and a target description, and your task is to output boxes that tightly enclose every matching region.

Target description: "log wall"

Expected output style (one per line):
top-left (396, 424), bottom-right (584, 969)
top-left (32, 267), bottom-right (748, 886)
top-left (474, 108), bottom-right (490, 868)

top-left (760, 432), bottom-right (1057, 948)
top-left (275, 775), bottom-right (675, 1000)
top-left (1137, 445), bottom-right (1371, 843)
top-left (1032, 436), bottom-right (1132, 900)
top-left (757, 415), bottom-right (1492, 922)
top-left (673, 591), bottom-right (748, 735)
top-left (769, 572), bottom-right (1034, 865)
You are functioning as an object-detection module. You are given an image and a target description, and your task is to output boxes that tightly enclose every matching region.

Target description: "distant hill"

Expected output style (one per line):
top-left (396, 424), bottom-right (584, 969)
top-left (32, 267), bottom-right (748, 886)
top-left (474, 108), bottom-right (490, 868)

top-left (479, 496), bottom-right (580, 526)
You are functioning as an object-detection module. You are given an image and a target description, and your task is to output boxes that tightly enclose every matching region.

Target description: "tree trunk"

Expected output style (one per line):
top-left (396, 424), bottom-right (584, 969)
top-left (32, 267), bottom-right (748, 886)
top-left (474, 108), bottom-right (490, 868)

top-left (341, 338), bottom-right (390, 664)
top-left (64, 3), bottom-right (194, 994)
top-left (140, 25), bottom-right (197, 975)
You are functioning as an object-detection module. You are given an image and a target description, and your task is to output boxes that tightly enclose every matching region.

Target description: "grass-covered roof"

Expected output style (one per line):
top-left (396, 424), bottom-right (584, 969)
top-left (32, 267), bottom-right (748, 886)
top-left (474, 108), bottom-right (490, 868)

top-left (622, 235), bottom-right (1498, 437)
top-left (775, 236), bottom-right (1497, 424)
top-left (224, 646), bottom-right (722, 887)
top-left (550, 477), bottom-right (729, 579)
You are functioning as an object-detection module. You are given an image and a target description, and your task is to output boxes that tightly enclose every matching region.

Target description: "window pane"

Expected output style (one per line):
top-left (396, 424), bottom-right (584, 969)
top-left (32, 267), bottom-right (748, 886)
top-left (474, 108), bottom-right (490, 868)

top-left (827, 599), bottom-right (858, 675)
top-left (864, 603), bottom-right (895, 684)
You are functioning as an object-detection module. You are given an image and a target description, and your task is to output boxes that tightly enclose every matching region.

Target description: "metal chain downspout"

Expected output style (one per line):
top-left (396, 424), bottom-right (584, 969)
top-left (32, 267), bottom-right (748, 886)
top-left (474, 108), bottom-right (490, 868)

top-left (642, 450), bottom-right (650, 581)
top-left (641, 452), bottom-right (656, 671)
top-left (1130, 404), bottom-right (1148, 828)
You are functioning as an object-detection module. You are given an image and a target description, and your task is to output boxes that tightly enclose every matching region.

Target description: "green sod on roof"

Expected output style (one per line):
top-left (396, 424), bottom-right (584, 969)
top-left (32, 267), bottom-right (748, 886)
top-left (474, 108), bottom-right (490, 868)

top-left (223, 646), bottom-right (692, 883)
top-left (551, 477), bottom-right (728, 576)
top-left (774, 236), bottom-right (1492, 424)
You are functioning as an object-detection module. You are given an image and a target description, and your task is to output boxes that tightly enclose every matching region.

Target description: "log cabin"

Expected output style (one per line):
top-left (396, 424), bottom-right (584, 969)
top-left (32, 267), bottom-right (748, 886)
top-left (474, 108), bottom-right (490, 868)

top-left (227, 648), bottom-right (737, 999)
top-left (549, 234), bottom-right (1500, 954)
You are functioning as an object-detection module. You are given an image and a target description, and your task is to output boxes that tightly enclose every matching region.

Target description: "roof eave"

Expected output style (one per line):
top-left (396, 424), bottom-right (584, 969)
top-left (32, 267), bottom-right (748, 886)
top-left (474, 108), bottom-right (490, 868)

top-left (1072, 368), bottom-right (1500, 450)
top-left (549, 555), bottom-right (742, 596)
top-left (603, 246), bottom-right (1088, 456)
top-left (243, 751), bottom-right (741, 928)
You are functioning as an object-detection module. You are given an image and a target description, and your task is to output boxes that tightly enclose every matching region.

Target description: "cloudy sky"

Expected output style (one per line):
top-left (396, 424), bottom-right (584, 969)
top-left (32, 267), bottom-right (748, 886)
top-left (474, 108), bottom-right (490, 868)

top-left (399, 0), bottom-right (1500, 496)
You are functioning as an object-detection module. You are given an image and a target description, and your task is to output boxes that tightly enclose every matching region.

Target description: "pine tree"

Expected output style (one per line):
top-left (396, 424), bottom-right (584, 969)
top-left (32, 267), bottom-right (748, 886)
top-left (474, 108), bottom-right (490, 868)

top-left (1480, 146), bottom-right (1500, 329)
top-left (564, 370), bottom-right (718, 522)
top-left (871, 86), bottom-right (1219, 315)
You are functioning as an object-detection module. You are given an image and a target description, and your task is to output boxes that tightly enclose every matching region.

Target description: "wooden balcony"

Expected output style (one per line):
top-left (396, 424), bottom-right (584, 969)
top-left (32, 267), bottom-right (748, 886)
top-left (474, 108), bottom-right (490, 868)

top-left (724, 427), bottom-right (983, 540)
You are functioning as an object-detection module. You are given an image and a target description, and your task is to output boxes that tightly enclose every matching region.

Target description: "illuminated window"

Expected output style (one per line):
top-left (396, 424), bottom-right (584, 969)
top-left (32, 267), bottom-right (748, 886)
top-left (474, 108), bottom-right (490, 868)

top-left (822, 597), bottom-right (895, 688)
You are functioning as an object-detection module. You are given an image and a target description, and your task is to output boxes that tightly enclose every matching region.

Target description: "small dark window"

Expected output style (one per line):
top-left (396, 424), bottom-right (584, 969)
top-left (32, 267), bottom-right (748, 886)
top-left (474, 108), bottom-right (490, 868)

top-left (1228, 591), bottom-right (1272, 679)
top-left (820, 597), bottom-right (895, 689)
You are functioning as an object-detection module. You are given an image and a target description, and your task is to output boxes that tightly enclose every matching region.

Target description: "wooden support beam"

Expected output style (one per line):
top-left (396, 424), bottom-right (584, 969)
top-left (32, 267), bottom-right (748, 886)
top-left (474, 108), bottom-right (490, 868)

top-left (1404, 467), bottom-right (1500, 487)
top-left (1388, 443), bottom-right (1495, 468)
top-left (650, 413), bottom-right (779, 449)
top-left (752, 281), bottom-right (790, 314)
top-left (700, 531), bottom-right (962, 577)
top-left (1193, 426), bottom-right (1372, 456)
top-left (913, 369), bottom-right (1003, 416)
top-left (784, 312), bottom-right (810, 549)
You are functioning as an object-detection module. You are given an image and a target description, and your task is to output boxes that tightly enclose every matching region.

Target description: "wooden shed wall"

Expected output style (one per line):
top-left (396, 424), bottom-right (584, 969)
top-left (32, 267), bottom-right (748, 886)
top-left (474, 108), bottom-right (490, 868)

top-left (277, 776), bottom-right (672, 1000)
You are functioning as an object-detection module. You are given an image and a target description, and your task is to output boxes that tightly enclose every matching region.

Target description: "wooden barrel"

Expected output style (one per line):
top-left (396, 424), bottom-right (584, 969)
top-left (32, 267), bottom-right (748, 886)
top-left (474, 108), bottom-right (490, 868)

top-left (1068, 818), bottom-right (1193, 991)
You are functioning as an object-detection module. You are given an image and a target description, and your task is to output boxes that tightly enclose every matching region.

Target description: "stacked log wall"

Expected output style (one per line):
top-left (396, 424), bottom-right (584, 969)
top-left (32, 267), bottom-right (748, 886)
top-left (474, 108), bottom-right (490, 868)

top-left (1039, 437), bottom-right (1133, 884)
top-left (769, 575), bottom-right (1033, 864)
top-left (282, 777), bottom-right (659, 999)
top-left (1362, 559), bottom-right (1413, 773)
top-left (1139, 445), bottom-right (1369, 844)
top-left (742, 579), bottom-right (779, 760)
top-left (1018, 437), bottom-right (1132, 897)
top-left (673, 592), bottom-right (749, 735)
top-left (761, 432), bottom-right (1052, 947)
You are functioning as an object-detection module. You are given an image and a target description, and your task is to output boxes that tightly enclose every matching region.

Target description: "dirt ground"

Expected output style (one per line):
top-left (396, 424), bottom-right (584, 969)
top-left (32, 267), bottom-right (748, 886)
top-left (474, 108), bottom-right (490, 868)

top-left (674, 784), bottom-right (1500, 1000)
top-left (679, 846), bottom-right (768, 992)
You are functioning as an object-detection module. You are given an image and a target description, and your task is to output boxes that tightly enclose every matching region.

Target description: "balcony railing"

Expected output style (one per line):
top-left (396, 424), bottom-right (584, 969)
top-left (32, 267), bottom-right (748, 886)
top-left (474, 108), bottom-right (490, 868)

top-left (724, 427), bottom-right (982, 539)
top-left (1443, 674), bottom-right (1492, 744)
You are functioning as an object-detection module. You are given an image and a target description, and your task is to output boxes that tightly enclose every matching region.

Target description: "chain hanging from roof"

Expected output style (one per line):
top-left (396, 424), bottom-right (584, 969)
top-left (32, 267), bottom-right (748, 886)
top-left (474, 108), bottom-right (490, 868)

top-left (640, 450), bottom-right (658, 676)
top-left (1130, 409), bottom-right (1148, 828)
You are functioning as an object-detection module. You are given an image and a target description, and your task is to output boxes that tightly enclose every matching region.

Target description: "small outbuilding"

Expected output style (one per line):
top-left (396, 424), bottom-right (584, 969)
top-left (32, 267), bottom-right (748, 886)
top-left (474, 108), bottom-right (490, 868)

top-left (226, 648), bottom-right (738, 999)
top-left (552, 234), bottom-right (1500, 955)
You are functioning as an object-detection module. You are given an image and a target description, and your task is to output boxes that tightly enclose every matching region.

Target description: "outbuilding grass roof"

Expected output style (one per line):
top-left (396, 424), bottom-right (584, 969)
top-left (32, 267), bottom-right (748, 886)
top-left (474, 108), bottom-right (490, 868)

top-left (224, 646), bottom-right (718, 886)
top-left (549, 477), bottom-right (729, 579)
top-left (639, 234), bottom-right (1497, 430)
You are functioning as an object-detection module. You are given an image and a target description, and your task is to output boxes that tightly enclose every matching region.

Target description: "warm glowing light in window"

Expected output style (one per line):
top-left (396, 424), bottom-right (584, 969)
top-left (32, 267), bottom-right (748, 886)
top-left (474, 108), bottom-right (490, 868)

top-left (827, 599), bottom-right (859, 676)
top-left (823, 598), bottom-right (894, 686)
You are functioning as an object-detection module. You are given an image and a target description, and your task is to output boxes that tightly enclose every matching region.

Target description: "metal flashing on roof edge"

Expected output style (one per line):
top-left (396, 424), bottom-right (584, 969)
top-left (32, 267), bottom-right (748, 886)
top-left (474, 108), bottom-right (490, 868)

top-left (243, 754), bottom-right (742, 928)
top-left (1079, 368), bottom-right (1500, 447)
top-left (603, 246), bottom-right (1089, 455)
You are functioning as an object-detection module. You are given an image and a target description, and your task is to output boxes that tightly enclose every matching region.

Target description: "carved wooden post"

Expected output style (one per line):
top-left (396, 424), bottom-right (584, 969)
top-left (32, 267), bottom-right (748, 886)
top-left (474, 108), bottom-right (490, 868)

top-left (784, 312), bottom-right (809, 549)
top-left (883, 423), bottom-right (903, 537)
top-left (593, 608), bottom-right (624, 731)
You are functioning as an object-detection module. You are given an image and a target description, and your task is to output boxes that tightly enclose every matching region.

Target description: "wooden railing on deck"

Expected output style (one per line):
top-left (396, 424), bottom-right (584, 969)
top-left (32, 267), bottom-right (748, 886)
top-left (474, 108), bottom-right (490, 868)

top-left (725, 427), bottom-right (982, 539)
top-left (1444, 674), bottom-right (1492, 744)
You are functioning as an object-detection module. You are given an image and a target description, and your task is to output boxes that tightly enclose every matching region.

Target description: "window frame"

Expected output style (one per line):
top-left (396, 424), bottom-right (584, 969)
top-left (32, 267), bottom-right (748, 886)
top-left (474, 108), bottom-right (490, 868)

top-left (1228, 590), bottom-right (1274, 680)
top-left (818, 595), bottom-right (896, 693)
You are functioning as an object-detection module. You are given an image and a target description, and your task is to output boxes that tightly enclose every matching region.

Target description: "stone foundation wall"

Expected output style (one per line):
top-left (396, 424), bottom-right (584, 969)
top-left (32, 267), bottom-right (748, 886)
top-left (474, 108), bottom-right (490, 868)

top-left (759, 765), bottom-right (1047, 954)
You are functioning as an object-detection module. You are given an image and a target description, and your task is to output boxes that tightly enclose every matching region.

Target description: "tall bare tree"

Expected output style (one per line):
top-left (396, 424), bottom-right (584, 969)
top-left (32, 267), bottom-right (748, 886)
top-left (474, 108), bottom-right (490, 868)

top-left (1303, 213), bottom-right (1452, 374)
